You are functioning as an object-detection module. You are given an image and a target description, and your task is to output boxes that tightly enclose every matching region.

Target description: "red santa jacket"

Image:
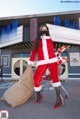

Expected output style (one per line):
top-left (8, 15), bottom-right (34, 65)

top-left (28, 36), bottom-right (57, 66)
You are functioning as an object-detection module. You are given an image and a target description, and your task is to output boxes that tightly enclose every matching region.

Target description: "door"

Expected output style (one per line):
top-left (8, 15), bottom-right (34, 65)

top-left (11, 58), bottom-right (29, 80)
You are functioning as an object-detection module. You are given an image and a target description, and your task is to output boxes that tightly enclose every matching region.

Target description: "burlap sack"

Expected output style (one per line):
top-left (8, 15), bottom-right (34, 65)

top-left (19, 65), bottom-right (34, 92)
top-left (1, 65), bottom-right (34, 108)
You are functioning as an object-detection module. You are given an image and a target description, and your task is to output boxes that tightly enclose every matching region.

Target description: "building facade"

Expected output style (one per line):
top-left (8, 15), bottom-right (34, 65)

top-left (0, 10), bottom-right (80, 81)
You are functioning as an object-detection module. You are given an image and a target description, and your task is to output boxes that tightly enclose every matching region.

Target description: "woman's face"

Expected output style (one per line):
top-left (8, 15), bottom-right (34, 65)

top-left (40, 26), bottom-right (48, 36)
top-left (41, 26), bottom-right (47, 31)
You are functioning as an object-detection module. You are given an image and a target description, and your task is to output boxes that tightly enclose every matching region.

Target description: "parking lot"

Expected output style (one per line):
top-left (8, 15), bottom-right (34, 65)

top-left (0, 80), bottom-right (80, 119)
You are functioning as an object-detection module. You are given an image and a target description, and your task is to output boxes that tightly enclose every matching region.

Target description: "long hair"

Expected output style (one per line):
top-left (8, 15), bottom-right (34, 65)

top-left (33, 24), bottom-right (50, 50)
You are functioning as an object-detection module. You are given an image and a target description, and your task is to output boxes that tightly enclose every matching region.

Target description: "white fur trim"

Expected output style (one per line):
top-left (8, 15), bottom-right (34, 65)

top-left (41, 36), bottom-right (50, 39)
top-left (36, 57), bottom-right (58, 66)
top-left (55, 52), bottom-right (58, 56)
top-left (42, 37), bottom-right (49, 60)
top-left (34, 86), bottom-right (42, 92)
top-left (28, 61), bottom-right (34, 66)
top-left (52, 82), bottom-right (61, 87)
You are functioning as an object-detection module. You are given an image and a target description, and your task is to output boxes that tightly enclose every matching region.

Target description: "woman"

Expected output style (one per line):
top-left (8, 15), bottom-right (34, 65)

top-left (28, 24), bottom-right (63, 109)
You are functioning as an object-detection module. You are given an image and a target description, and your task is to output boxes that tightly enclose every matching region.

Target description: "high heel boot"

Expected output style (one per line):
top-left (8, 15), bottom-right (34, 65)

top-left (35, 91), bottom-right (42, 104)
top-left (54, 86), bottom-right (64, 109)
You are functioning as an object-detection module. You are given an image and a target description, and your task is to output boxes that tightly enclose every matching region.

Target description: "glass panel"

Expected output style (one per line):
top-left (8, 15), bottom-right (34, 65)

top-left (12, 54), bottom-right (21, 58)
top-left (22, 54), bottom-right (30, 57)
top-left (73, 21), bottom-right (78, 29)
top-left (53, 16), bottom-right (61, 26)
top-left (64, 19), bottom-right (70, 28)
top-left (12, 53), bottom-right (30, 58)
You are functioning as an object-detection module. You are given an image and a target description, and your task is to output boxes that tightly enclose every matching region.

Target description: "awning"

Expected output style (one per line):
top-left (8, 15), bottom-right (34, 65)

top-left (2, 42), bottom-right (34, 50)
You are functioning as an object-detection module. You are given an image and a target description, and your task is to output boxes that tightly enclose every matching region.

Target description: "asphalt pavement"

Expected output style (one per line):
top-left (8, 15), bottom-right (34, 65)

top-left (0, 80), bottom-right (80, 119)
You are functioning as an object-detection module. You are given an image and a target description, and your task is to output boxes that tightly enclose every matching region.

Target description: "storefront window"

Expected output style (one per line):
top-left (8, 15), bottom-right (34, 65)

top-left (12, 53), bottom-right (30, 58)
top-left (22, 54), bottom-right (30, 57)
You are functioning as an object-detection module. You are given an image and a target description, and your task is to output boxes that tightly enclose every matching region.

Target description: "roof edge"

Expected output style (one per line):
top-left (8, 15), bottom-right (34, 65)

top-left (0, 10), bottom-right (80, 20)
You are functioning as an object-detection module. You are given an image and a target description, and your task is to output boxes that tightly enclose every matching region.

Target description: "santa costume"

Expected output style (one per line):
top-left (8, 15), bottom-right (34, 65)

top-left (28, 36), bottom-right (61, 92)
top-left (28, 24), bottom-right (65, 108)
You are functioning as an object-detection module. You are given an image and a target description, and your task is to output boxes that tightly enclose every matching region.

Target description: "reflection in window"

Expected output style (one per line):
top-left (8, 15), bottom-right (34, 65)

top-left (12, 54), bottom-right (21, 58)
top-left (22, 54), bottom-right (30, 57)
top-left (12, 53), bottom-right (30, 58)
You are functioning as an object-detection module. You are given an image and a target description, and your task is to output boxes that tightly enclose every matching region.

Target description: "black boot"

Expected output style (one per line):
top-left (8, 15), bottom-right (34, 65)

top-left (54, 86), bottom-right (64, 109)
top-left (35, 91), bottom-right (42, 104)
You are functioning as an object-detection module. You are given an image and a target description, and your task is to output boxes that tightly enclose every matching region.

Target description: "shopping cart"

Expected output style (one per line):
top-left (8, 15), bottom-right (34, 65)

top-left (42, 69), bottom-right (69, 100)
